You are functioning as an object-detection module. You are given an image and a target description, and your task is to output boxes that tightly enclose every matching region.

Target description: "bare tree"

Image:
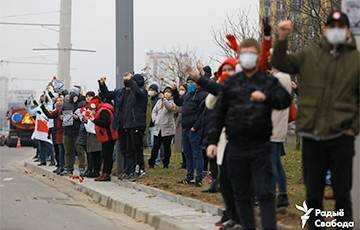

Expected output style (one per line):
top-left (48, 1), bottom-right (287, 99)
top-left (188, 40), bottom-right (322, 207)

top-left (212, 8), bottom-right (260, 59)
top-left (285, 0), bottom-right (342, 51)
top-left (157, 47), bottom-right (199, 86)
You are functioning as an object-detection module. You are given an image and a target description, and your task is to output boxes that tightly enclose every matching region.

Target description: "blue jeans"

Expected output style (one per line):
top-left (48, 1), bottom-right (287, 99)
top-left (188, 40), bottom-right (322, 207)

top-left (182, 128), bottom-right (204, 181)
top-left (57, 144), bottom-right (65, 171)
top-left (147, 127), bottom-right (154, 148)
top-left (39, 141), bottom-right (53, 163)
top-left (270, 142), bottom-right (287, 194)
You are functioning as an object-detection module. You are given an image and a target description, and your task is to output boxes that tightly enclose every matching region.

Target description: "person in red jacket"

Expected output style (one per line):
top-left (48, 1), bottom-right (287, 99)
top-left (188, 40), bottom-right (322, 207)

top-left (86, 97), bottom-right (118, 182)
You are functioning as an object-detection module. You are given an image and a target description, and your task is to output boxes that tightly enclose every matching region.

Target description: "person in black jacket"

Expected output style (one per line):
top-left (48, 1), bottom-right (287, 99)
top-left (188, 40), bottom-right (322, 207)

top-left (207, 39), bottom-right (291, 230)
top-left (186, 60), bottom-right (240, 229)
top-left (99, 73), bottom-right (148, 181)
top-left (172, 77), bottom-right (207, 187)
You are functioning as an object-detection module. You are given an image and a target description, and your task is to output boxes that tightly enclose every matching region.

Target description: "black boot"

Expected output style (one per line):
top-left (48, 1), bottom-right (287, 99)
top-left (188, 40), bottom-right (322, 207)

top-left (277, 193), bottom-right (290, 208)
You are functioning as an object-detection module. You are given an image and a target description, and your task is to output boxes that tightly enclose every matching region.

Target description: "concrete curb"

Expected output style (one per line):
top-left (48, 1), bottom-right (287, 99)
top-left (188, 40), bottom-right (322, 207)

top-left (24, 160), bottom-right (294, 230)
top-left (115, 180), bottom-right (294, 230)
top-left (114, 180), bottom-right (223, 216)
top-left (24, 161), bottom-right (216, 230)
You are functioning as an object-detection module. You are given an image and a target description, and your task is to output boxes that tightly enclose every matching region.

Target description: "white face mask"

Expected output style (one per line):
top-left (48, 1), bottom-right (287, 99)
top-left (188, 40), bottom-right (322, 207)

top-left (325, 28), bottom-right (347, 45)
top-left (148, 90), bottom-right (156, 97)
top-left (179, 90), bottom-right (186, 96)
top-left (239, 53), bottom-right (258, 70)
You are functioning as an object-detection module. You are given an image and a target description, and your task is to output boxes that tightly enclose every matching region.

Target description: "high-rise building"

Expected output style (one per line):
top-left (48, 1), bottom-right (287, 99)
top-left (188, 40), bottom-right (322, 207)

top-left (145, 51), bottom-right (189, 88)
top-left (259, 0), bottom-right (341, 49)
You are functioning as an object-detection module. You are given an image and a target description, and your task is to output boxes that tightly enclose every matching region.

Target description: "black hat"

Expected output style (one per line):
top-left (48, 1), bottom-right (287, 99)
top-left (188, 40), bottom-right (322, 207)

top-left (325, 11), bottom-right (350, 27)
top-left (148, 83), bottom-right (159, 92)
top-left (86, 91), bottom-right (96, 97)
top-left (203, 66), bottom-right (212, 77)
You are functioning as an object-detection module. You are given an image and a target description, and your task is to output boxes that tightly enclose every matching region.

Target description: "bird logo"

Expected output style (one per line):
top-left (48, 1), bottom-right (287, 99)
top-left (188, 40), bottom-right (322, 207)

top-left (296, 201), bottom-right (314, 229)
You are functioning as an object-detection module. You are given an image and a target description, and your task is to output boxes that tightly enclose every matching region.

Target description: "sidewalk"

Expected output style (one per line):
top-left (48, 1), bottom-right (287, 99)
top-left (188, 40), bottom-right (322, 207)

top-left (24, 158), bottom-right (294, 230)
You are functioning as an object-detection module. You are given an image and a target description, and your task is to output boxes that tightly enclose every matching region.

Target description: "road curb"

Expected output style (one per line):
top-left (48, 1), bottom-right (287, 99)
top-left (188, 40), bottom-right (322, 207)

top-left (24, 160), bottom-right (214, 230)
top-left (24, 160), bottom-right (294, 230)
top-left (114, 180), bottom-right (223, 216)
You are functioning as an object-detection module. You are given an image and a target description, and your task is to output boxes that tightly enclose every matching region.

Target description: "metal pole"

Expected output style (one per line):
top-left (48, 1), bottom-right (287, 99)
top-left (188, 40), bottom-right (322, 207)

top-left (58, 0), bottom-right (72, 89)
top-left (342, 1), bottom-right (360, 227)
top-left (353, 38), bottom-right (360, 228)
top-left (115, 0), bottom-right (134, 88)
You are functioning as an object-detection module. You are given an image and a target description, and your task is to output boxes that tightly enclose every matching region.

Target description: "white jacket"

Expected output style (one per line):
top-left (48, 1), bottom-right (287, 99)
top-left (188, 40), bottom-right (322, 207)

top-left (205, 93), bottom-right (227, 165)
top-left (271, 70), bottom-right (292, 142)
top-left (152, 98), bottom-right (177, 137)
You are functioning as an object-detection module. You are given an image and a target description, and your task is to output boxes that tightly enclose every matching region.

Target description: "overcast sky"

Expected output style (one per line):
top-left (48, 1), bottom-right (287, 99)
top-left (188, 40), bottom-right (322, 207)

top-left (0, 0), bottom-right (258, 94)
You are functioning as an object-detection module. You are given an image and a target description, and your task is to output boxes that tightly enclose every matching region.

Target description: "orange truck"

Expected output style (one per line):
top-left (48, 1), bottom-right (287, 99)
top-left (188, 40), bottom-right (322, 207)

top-left (6, 106), bottom-right (35, 147)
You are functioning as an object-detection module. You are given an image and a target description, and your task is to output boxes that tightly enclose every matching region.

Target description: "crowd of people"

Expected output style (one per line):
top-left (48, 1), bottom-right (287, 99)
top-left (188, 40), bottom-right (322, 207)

top-left (25, 11), bottom-right (359, 230)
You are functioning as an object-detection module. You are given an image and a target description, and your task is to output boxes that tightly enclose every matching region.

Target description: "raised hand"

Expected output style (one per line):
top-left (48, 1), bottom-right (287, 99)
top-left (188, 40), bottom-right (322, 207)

top-left (262, 17), bottom-right (272, 37)
top-left (278, 20), bottom-right (292, 41)
top-left (184, 64), bottom-right (200, 81)
top-left (99, 77), bottom-right (107, 85)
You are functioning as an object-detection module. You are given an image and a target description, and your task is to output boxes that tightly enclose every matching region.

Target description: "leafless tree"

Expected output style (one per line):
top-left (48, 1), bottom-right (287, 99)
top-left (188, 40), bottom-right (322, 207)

top-left (286, 0), bottom-right (342, 51)
top-left (212, 8), bottom-right (260, 59)
top-left (157, 47), bottom-right (199, 86)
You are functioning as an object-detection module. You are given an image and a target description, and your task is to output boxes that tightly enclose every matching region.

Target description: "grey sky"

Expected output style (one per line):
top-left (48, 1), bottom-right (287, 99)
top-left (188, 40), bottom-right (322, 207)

top-left (1, 0), bottom-right (258, 94)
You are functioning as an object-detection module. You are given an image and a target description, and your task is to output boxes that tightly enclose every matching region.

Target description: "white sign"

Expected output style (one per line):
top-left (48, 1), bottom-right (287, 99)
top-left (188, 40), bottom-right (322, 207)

top-left (343, 0), bottom-right (360, 35)
top-left (84, 121), bottom-right (96, 134)
top-left (52, 80), bottom-right (65, 93)
top-left (62, 110), bottom-right (74, 127)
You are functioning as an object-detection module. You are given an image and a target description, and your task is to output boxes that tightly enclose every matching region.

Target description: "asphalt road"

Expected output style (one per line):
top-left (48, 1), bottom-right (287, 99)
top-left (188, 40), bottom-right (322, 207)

top-left (0, 146), bottom-right (154, 230)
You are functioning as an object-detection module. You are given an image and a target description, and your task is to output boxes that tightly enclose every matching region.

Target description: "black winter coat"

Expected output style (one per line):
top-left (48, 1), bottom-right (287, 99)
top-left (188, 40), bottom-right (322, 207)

top-left (99, 74), bottom-right (148, 130)
top-left (172, 88), bottom-right (207, 130)
top-left (207, 71), bottom-right (291, 145)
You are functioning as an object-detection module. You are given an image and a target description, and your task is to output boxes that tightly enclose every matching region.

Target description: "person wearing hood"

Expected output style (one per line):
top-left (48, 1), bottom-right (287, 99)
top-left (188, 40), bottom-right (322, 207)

top-left (272, 11), bottom-right (359, 227)
top-left (147, 83), bottom-right (164, 166)
top-left (186, 59), bottom-right (239, 229)
top-left (27, 94), bottom-right (54, 166)
top-left (147, 83), bottom-right (160, 148)
top-left (148, 86), bottom-right (177, 168)
top-left (172, 76), bottom-right (208, 187)
top-left (86, 97), bottom-right (118, 182)
top-left (98, 73), bottom-right (148, 181)
top-left (83, 92), bottom-right (103, 178)
top-left (42, 85), bottom-right (86, 175)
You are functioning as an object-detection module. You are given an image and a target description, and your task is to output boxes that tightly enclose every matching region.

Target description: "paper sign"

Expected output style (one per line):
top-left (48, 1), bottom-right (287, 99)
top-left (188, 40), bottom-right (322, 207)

top-left (53, 80), bottom-right (65, 93)
top-left (84, 121), bottom-right (96, 134)
top-left (62, 110), bottom-right (74, 127)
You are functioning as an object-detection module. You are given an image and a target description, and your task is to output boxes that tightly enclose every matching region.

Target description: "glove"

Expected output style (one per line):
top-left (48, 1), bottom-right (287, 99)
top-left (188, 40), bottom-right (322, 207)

top-left (263, 17), bottom-right (271, 37)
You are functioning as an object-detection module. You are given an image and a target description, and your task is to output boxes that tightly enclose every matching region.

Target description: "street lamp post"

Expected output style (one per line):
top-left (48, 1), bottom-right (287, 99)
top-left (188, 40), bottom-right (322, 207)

top-left (57, 0), bottom-right (72, 90)
top-left (115, 0), bottom-right (134, 88)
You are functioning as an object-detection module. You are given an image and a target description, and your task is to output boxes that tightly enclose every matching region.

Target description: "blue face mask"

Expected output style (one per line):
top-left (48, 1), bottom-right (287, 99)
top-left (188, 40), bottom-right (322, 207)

top-left (187, 83), bottom-right (196, 93)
